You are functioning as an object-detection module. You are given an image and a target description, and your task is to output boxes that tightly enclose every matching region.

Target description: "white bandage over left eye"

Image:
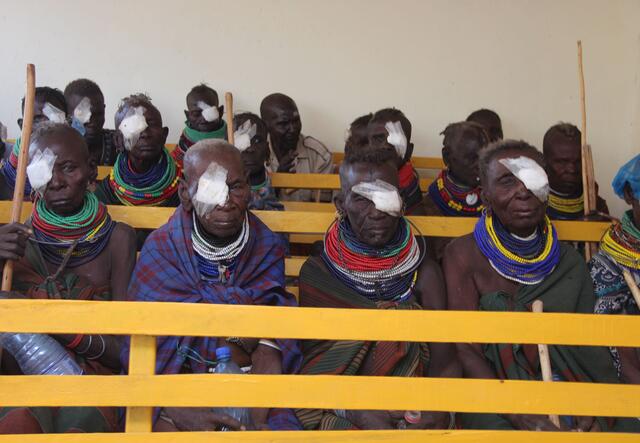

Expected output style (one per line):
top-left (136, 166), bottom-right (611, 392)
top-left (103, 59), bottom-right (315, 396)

top-left (498, 156), bottom-right (549, 202)
top-left (119, 106), bottom-right (148, 151)
top-left (197, 101), bottom-right (220, 123)
top-left (42, 102), bottom-right (66, 124)
top-left (26, 147), bottom-right (57, 194)
top-left (73, 97), bottom-right (92, 124)
top-left (193, 162), bottom-right (229, 217)
top-left (352, 179), bottom-right (403, 217)
top-left (385, 121), bottom-right (407, 159)
top-left (234, 120), bottom-right (257, 151)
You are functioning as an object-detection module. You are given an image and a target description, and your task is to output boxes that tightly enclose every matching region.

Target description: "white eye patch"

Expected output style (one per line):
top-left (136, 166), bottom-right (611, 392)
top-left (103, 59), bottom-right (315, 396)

top-left (234, 120), bottom-right (257, 152)
top-left (193, 162), bottom-right (229, 217)
top-left (385, 121), bottom-right (407, 158)
top-left (73, 97), bottom-right (92, 124)
top-left (26, 147), bottom-right (57, 194)
top-left (42, 102), bottom-right (66, 124)
top-left (352, 179), bottom-right (403, 217)
top-left (197, 101), bottom-right (220, 123)
top-left (498, 156), bottom-right (549, 202)
top-left (118, 106), bottom-right (148, 151)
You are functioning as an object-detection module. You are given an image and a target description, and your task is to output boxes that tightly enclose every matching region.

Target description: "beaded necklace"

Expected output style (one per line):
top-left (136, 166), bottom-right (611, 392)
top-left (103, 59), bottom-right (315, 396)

top-left (473, 211), bottom-right (560, 285)
top-left (191, 211), bottom-right (250, 283)
top-left (322, 217), bottom-right (424, 302)
top-left (398, 162), bottom-right (422, 211)
top-left (428, 170), bottom-right (483, 216)
top-left (30, 193), bottom-right (115, 267)
top-left (547, 188), bottom-right (583, 220)
top-left (1, 138), bottom-right (32, 197)
top-left (600, 210), bottom-right (640, 270)
top-left (108, 148), bottom-right (180, 206)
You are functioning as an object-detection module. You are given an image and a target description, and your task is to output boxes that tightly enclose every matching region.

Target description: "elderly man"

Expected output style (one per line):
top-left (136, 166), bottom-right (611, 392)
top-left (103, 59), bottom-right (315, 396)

top-left (95, 93), bottom-right (179, 207)
top-left (295, 146), bottom-right (459, 430)
top-left (126, 140), bottom-right (301, 431)
top-left (424, 121), bottom-right (490, 260)
top-left (543, 123), bottom-right (608, 219)
top-left (64, 78), bottom-right (117, 166)
top-left (590, 155), bottom-right (640, 384)
top-left (466, 108), bottom-right (503, 143)
top-left (1, 87), bottom-right (68, 200)
top-left (0, 122), bottom-right (136, 433)
top-left (443, 140), bottom-right (638, 432)
top-left (172, 84), bottom-right (226, 170)
top-left (367, 108), bottom-right (425, 214)
top-left (260, 93), bottom-right (332, 202)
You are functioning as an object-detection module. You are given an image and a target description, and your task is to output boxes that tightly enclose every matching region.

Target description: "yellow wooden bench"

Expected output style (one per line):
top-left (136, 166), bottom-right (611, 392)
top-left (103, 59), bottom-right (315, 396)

top-left (0, 299), bottom-right (638, 441)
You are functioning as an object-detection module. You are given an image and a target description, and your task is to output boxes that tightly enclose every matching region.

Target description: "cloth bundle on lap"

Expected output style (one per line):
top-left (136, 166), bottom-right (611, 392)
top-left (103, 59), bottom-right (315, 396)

top-left (124, 207), bottom-right (301, 430)
top-left (295, 256), bottom-right (429, 430)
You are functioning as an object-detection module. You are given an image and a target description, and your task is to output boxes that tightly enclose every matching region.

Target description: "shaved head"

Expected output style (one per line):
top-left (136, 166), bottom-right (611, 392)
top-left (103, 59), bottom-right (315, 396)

top-left (183, 139), bottom-right (244, 184)
top-left (260, 93), bottom-right (302, 157)
top-left (260, 93), bottom-right (297, 120)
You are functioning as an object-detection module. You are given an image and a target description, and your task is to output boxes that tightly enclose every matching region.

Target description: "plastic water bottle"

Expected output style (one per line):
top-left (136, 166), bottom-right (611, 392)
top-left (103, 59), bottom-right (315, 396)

top-left (212, 346), bottom-right (253, 430)
top-left (0, 332), bottom-right (83, 375)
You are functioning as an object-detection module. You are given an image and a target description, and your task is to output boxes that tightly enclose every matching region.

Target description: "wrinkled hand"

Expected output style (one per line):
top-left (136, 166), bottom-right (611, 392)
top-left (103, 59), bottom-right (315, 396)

top-left (346, 410), bottom-right (394, 429)
top-left (506, 414), bottom-right (567, 431)
top-left (0, 223), bottom-right (31, 267)
top-left (385, 121), bottom-right (407, 159)
top-left (250, 342), bottom-right (283, 427)
top-left (164, 407), bottom-right (245, 431)
top-left (277, 150), bottom-right (298, 173)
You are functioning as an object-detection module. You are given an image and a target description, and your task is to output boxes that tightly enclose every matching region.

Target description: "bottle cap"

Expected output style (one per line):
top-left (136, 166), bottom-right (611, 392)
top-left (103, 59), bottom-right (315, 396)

top-left (215, 346), bottom-right (231, 361)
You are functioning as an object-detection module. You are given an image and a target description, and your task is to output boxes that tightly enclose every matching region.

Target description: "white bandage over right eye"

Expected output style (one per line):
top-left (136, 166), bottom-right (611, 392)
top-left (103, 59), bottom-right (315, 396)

top-left (498, 156), bottom-right (549, 202)
top-left (234, 120), bottom-right (257, 151)
top-left (42, 102), bottom-right (66, 124)
top-left (192, 162), bottom-right (229, 217)
top-left (73, 97), bottom-right (92, 124)
top-left (119, 106), bottom-right (148, 151)
top-left (352, 179), bottom-right (403, 217)
top-left (197, 101), bottom-right (220, 123)
top-left (385, 121), bottom-right (407, 159)
top-left (26, 147), bottom-right (57, 194)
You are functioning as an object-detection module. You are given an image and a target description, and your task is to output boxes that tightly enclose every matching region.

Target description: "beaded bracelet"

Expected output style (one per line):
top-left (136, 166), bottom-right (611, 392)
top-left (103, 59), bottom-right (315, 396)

top-left (87, 335), bottom-right (106, 361)
top-left (75, 335), bottom-right (93, 355)
top-left (258, 339), bottom-right (281, 352)
top-left (65, 334), bottom-right (84, 350)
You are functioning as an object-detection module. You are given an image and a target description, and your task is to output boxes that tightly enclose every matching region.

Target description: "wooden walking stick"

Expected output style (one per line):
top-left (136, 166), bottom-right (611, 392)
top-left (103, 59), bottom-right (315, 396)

top-left (532, 300), bottom-right (562, 428)
top-left (621, 268), bottom-right (640, 308)
top-left (577, 40), bottom-right (598, 260)
top-left (2, 64), bottom-right (36, 292)
top-left (225, 92), bottom-right (234, 145)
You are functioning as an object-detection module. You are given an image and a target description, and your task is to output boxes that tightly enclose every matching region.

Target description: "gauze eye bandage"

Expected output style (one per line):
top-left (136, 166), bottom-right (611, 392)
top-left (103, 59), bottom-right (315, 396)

top-left (42, 102), bottom-right (66, 124)
top-left (73, 97), bottom-right (92, 124)
top-left (193, 162), bottom-right (229, 217)
top-left (119, 106), bottom-right (148, 151)
top-left (499, 156), bottom-right (549, 202)
top-left (385, 121), bottom-right (407, 159)
top-left (352, 179), bottom-right (403, 217)
top-left (197, 101), bottom-right (220, 123)
top-left (26, 147), bottom-right (57, 194)
top-left (234, 120), bottom-right (257, 152)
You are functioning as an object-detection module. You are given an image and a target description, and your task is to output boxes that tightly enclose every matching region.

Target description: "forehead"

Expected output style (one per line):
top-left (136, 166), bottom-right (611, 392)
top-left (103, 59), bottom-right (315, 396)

top-left (343, 162), bottom-right (398, 190)
top-left (121, 102), bottom-right (161, 123)
top-left (68, 92), bottom-right (104, 108)
top-left (238, 116), bottom-right (266, 134)
top-left (486, 150), bottom-right (539, 181)
top-left (189, 151), bottom-right (244, 182)
top-left (187, 90), bottom-right (217, 107)
top-left (546, 136), bottom-right (580, 158)
top-left (34, 132), bottom-right (87, 160)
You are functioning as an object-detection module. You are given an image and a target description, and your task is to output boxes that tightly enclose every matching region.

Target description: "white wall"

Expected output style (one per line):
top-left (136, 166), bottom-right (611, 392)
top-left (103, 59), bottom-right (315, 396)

top-left (1, 0), bottom-right (638, 215)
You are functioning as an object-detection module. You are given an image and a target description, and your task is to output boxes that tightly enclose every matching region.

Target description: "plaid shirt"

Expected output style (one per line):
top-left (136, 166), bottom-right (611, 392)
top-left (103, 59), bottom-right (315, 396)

top-left (124, 206), bottom-right (302, 429)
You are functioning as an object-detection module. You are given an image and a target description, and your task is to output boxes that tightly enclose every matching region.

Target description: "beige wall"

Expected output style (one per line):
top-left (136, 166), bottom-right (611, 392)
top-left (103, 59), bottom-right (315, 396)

top-left (1, 0), bottom-right (638, 215)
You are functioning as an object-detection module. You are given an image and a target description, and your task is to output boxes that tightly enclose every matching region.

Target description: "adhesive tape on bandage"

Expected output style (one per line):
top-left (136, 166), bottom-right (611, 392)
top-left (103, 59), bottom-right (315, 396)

top-left (385, 121), bottom-right (407, 158)
top-left (498, 156), bottom-right (549, 202)
top-left (193, 162), bottom-right (229, 216)
top-left (73, 97), bottom-right (92, 124)
top-left (351, 179), bottom-right (402, 216)
top-left (42, 102), bottom-right (66, 124)
top-left (234, 120), bottom-right (257, 152)
top-left (26, 147), bottom-right (57, 194)
top-left (197, 101), bottom-right (220, 123)
top-left (119, 106), bottom-right (148, 151)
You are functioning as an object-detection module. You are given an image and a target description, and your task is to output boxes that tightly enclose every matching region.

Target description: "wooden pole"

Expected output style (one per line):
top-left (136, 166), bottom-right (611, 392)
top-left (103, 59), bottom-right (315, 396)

top-left (621, 269), bottom-right (640, 308)
top-left (532, 300), bottom-right (561, 428)
top-left (577, 40), bottom-right (597, 260)
top-left (225, 92), bottom-right (234, 145)
top-left (1, 64), bottom-right (36, 292)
